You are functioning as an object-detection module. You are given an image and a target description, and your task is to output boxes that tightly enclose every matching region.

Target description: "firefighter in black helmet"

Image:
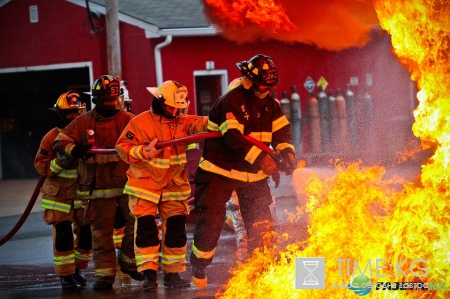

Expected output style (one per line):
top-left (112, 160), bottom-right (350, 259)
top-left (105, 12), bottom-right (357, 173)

top-left (190, 54), bottom-right (296, 288)
top-left (53, 75), bottom-right (142, 290)
top-left (34, 90), bottom-right (91, 289)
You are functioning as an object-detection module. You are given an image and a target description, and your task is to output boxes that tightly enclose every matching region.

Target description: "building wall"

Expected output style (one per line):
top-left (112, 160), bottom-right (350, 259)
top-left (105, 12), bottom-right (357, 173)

top-left (0, 0), bottom-right (417, 168)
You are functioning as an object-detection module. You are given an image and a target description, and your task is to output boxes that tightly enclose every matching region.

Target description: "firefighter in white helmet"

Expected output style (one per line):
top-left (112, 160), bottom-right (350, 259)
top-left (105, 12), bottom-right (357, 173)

top-left (115, 80), bottom-right (208, 291)
top-left (190, 54), bottom-right (296, 288)
top-left (53, 75), bottom-right (142, 290)
top-left (34, 90), bottom-right (91, 289)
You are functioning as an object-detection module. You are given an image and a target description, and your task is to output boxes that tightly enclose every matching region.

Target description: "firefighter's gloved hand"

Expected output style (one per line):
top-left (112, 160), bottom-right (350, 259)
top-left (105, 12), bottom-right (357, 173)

top-left (279, 149), bottom-right (296, 175)
top-left (71, 144), bottom-right (94, 160)
top-left (271, 171), bottom-right (280, 188)
top-left (141, 138), bottom-right (163, 160)
top-left (259, 154), bottom-right (278, 176)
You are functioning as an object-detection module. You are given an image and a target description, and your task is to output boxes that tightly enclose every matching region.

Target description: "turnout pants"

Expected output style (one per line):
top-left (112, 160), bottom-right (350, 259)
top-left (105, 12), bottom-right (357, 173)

top-left (85, 194), bottom-right (137, 283)
top-left (128, 195), bottom-right (190, 274)
top-left (190, 172), bottom-right (274, 270)
top-left (43, 206), bottom-right (92, 277)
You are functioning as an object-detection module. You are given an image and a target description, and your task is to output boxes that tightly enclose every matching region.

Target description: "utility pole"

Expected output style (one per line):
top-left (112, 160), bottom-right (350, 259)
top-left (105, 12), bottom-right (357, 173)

top-left (105, 0), bottom-right (121, 77)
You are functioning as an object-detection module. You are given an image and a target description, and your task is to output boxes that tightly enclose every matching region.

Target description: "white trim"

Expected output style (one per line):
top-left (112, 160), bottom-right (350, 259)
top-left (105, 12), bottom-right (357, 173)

top-left (0, 0), bottom-right (11, 9)
top-left (193, 69), bottom-right (228, 115)
top-left (65, 0), bottom-right (216, 38)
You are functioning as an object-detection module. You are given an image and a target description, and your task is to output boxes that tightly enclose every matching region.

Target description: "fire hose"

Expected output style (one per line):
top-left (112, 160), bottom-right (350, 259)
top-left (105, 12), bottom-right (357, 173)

top-left (0, 132), bottom-right (295, 246)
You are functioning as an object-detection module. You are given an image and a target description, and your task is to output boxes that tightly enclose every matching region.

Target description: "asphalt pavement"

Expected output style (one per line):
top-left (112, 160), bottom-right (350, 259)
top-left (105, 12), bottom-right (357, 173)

top-left (0, 173), bottom-right (301, 299)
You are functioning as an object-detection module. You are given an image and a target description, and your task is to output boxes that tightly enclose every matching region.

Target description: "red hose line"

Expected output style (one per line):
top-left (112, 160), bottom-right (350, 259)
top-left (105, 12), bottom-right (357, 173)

top-left (87, 131), bottom-right (274, 155)
top-left (0, 175), bottom-right (45, 246)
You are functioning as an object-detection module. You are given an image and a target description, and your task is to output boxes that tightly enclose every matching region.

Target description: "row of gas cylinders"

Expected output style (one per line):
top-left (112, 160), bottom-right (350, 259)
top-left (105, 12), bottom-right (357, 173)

top-left (274, 85), bottom-right (376, 156)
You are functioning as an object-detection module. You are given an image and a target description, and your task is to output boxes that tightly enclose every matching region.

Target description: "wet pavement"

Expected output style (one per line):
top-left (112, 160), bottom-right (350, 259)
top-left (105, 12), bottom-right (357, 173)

top-left (0, 173), bottom-right (303, 299)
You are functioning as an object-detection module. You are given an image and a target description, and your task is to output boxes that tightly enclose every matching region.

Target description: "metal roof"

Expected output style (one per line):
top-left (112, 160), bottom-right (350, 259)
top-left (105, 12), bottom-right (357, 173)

top-left (67, 0), bottom-right (216, 37)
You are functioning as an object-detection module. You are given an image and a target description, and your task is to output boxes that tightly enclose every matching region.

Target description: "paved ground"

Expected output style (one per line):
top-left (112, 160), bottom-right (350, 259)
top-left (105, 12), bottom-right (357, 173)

top-left (0, 172), bottom-right (302, 299)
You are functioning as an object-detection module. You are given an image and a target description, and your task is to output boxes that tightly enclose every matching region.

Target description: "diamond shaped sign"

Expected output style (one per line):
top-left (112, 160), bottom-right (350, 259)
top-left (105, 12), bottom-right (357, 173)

top-left (317, 76), bottom-right (328, 91)
top-left (304, 76), bottom-right (315, 92)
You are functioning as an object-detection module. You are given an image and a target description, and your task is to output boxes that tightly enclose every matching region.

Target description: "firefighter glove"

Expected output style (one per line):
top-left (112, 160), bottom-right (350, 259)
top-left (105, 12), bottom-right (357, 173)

top-left (279, 149), bottom-right (296, 175)
top-left (141, 138), bottom-right (163, 160)
top-left (259, 154), bottom-right (278, 176)
top-left (71, 144), bottom-right (94, 160)
top-left (271, 171), bottom-right (280, 188)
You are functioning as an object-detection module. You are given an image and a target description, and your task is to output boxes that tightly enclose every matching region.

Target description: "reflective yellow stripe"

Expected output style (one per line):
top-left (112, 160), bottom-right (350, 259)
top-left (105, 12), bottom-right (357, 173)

top-left (54, 253), bottom-right (74, 265)
top-left (192, 241), bottom-right (216, 260)
top-left (198, 160), bottom-right (267, 182)
top-left (66, 144), bottom-right (76, 157)
top-left (187, 143), bottom-right (197, 150)
top-left (73, 199), bottom-right (84, 209)
top-left (56, 169), bottom-right (77, 178)
top-left (124, 185), bottom-right (161, 203)
top-left (113, 234), bottom-right (124, 244)
top-left (207, 120), bottom-right (219, 131)
top-left (76, 188), bottom-right (123, 200)
top-left (95, 268), bottom-right (116, 277)
top-left (95, 154), bottom-right (120, 163)
top-left (244, 145), bottom-right (262, 164)
top-left (55, 132), bottom-right (73, 142)
top-left (272, 115), bottom-right (290, 132)
top-left (275, 142), bottom-right (295, 152)
top-left (136, 253), bottom-right (159, 266)
top-left (219, 119), bottom-right (244, 134)
top-left (130, 145), bottom-right (145, 160)
top-left (161, 253), bottom-right (186, 265)
top-left (161, 189), bottom-right (191, 201)
top-left (248, 131), bottom-right (272, 143)
top-left (41, 199), bottom-right (71, 213)
top-left (74, 250), bottom-right (91, 261)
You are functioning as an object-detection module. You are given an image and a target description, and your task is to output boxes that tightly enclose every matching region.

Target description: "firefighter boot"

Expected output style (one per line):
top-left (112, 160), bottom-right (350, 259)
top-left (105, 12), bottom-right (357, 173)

top-left (93, 278), bottom-right (114, 291)
top-left (191, 267), bottom-right (207, 288)
top-left (60, 275), bottom-right (78, 289)
top-left (142, 269), bottom-right (158, 292)
top-left (72, 268), bottom-right (87, 286)
top-left (163, 273), bottom-right (191, 288)
top-left (118, 255), bottom-right (145, 281)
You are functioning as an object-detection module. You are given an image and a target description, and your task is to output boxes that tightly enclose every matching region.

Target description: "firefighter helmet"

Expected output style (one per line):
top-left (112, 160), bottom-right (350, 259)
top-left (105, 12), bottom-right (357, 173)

top-left (236, 54), bottom-right (279, 87)
top-left (87, 75), bottom-right (123, 110)
top-left (50, 90), bottom-right (86, 119)
top-left (147, 80), bottom-right (189, 116)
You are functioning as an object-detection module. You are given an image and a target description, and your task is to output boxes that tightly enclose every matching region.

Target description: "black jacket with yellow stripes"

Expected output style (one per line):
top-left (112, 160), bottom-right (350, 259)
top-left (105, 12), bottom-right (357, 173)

top-left (199, 85), bottom-right (295, 183)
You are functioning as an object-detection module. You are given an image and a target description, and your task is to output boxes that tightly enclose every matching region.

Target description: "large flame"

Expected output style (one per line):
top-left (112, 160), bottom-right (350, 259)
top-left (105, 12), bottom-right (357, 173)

top-left (210, 0), bottom-right (450, 298)
top-left (202, 0), bottom-right (379, 51)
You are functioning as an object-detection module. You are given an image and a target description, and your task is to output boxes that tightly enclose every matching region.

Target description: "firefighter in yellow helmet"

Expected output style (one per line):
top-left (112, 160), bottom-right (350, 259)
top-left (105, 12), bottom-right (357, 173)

top-left (53, 75), bottom-right (142, 290)
top-left (115, 80), bottom-right (208, 291)
top-left (34, 90), bottom-right (91, 289)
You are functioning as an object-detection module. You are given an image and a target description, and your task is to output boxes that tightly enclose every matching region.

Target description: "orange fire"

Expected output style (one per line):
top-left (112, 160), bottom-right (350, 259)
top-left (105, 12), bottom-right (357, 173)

top-left (207, 0), bottom-right (450, 298)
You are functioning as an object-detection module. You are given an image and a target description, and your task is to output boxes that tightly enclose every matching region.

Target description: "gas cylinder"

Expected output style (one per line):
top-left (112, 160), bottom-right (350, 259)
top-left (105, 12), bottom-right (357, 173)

top-left (345, 84), bottom-right (358, 153)
top-left (290, 86), bottom-right (302, 153)
top-left (308, 91), bottom-right (321, 153)
top-left (280, 90), bottom-right (291, 120)
top-left (328, 89), bottom-right (338, 153)
top-left (317, 86), bottom-right (330, 153)
top-left (336, 88), bottom-right (350, 153)
top-left (290, 85), bottom-right (301, 121)
top-left (272, 91), bottom-right (280, 106)
top-left (362, 89), bottom-right (375, 160)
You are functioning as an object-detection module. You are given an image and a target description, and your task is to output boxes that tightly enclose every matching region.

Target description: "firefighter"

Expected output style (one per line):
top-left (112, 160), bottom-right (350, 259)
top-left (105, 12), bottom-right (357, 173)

top-left (115, 80), bottom-right (208, 291)
top-left (190, 54), bottom-right (296, 288)
top-left (34, 90), bottom-right (91, 289)
top-left (53, 75), bottom-right (143, 290)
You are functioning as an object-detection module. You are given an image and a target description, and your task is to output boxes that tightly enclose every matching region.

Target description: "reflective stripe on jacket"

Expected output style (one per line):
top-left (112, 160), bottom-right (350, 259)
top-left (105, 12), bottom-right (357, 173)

top-left (115, 110), bottom-right (208, 203)
top-left (34, 128), bottom-right (78, 212)
top-left (200, 85), bottom-right (294, 182)
top-left (53, 109), bottom-right (134, 200)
